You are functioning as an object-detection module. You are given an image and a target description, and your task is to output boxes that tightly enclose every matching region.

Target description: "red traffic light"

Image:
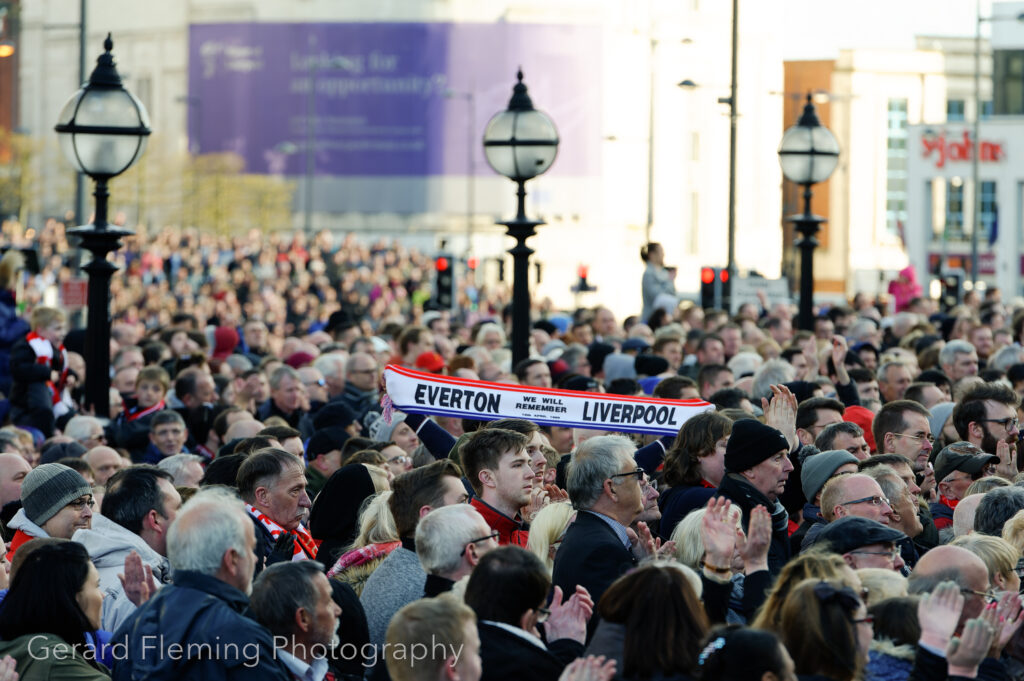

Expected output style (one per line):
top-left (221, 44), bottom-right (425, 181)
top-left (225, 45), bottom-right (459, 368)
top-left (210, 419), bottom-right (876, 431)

top-left (577, 265), bottom-right (589, 279)
top-left (720, 269), bottom-right (729, 283)
top-left (700, 267), bottom-right (715, 285)
top-left (467, 257), bottom-right (479, 271)
top-left (435, 257), bottom-right (450, 272)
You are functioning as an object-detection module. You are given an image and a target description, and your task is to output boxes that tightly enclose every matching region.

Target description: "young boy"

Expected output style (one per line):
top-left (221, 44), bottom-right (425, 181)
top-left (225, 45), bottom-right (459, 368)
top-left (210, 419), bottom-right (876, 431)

top-left (9, 307), bottom-right (68, 438)
top-left (107, 366), bottom-right (170, 461)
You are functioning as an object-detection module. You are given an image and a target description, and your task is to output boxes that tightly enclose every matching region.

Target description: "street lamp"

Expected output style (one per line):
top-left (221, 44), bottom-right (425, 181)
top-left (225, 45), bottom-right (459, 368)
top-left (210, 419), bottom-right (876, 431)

top-left (778, 94), bottom-right (838, 331)
top-left (55, 34), bottom-right (150, 416)
top-left (483, 70), bottom-right (559, 366)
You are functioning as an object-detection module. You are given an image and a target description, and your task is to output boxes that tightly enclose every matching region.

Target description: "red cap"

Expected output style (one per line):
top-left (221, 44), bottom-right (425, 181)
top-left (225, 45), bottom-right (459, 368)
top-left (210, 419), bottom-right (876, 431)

top-left (415, 351), bottom-right (445, 373)
top-left (285, 352), bottom-right (316, 369)
top-left (212, 326), bottom-right (239, 361)
top-left (843, 405), bottom-right (877, 453)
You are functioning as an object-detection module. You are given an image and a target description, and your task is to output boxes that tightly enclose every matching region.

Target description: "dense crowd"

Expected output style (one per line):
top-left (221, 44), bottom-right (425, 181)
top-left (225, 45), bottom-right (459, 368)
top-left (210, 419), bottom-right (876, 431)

top-left (0, 232), bottom-right (1019, 681)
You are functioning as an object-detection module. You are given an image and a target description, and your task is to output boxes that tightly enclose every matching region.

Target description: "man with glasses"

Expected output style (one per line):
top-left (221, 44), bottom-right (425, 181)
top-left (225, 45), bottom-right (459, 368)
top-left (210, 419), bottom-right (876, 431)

top-left (873, 400), bottom-right (935, 487)
top-left (929, 442), bottom-right (1000, 534)
top-left (817, 516), bottom-right (907, 572)
top-left (818, 473), bottom-right (896, 529)
top-left (340, 352), bottom-right (380, 421)
top-left (952, 383), bottom-right (1021, 476)
top-left (6, 462), bottom-right (93, 560)
top-left (795, 397), bottom-right (846, 446)
top-left (415, 505), bottom-right (498, 597)
top-left (553, 435), bottom-right (647, 618)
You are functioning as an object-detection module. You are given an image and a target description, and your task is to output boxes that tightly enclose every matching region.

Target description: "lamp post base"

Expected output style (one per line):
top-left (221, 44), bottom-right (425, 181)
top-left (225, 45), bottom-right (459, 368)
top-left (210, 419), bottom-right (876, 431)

top-left (500, 217), bottom-right (544, 367)
top-left (68, 220), bottom-right (132, 418)
top-left (787, 211), bottom-right (825, 332)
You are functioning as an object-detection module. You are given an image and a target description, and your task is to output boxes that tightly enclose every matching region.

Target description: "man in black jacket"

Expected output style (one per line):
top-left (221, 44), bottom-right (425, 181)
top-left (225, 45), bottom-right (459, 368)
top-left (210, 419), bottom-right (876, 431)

top-left (552, 435), bottom-right (648, 614)
top-left (715, 418), bottom-right (794, 576)
top-left (465, 547), bottom-right (590, 681)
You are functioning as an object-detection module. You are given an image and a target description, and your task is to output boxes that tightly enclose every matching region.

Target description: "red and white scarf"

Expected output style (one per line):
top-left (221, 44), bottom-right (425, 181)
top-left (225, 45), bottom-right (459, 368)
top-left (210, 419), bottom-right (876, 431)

top-left (26, 331), bottom-right (71, 415)
top-left (125, 399), bottom-right (166, 422)
top-left (246, 504), bottom-right (319, 560)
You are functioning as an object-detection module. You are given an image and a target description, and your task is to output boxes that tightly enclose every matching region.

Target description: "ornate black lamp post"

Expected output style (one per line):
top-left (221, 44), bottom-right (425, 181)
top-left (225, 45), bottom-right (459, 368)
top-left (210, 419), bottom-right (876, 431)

top-left (483, 70), bottom-right (559, 366)
top-left (55, 34), bottom-right (151, 415)
top-left (778, 94), bottom-right (839, 331)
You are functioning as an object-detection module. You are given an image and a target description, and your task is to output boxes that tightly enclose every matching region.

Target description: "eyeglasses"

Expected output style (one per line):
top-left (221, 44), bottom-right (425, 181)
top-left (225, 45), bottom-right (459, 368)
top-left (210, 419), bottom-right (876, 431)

top-left (960, 587), bottom-right (999, 604)
top-left (849, 547), bottom-right (901, 562)
top-left (460, 531), bottom-right (500, 556)
top-left (610, 467), bottom-right (645, 484)
top-left (305, 379), bottom-right (326, 387)
top-left (642, 477), bottom-right (659, 491)
top-left (839, 495), bottom-right (891, 508)
top-left (387, 455), bottom-right (411, 466)
top-left (853, 615), bottom-right (874, 626)
top-left (981, 417), bottom-right (1020, 432)
top-left (893, 432), bottom-right (935, 445)
top-left (349, 368), bottom-right (377, 375)
top-left (534, 607), bottom-right (551, 624)
top-left (68, 496), bottom-right (95, 510)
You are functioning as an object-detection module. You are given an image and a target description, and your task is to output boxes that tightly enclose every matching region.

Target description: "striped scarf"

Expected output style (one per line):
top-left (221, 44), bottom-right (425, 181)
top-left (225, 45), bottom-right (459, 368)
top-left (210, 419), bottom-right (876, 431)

top-left (26, 331), bottom-right (70, 414)
top-left (245, 504), bottom-right (320, 560)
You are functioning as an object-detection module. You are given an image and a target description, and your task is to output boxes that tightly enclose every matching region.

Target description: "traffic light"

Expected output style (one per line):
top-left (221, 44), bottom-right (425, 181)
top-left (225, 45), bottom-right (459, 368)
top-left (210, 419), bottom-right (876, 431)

top-left (700, 266), bottom-right (729, 310)
top-left (572, 264), bottom-right (597, 293)
top-left (939, 269), bottom-right (964, 313)
top-left (434, 253), bottom-right (455, 309)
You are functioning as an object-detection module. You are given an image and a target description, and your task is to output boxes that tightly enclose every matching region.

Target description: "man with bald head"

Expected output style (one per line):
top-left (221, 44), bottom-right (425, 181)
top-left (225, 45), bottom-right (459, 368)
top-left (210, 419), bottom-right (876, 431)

top-left (907, 544), bottom-right (1000, 672)
top-left (224, 418), bottom-right (265, 443)
top-left (84, 446), bottom-right (124, 487)
top-left (803, 474), bottom-right (895, 551)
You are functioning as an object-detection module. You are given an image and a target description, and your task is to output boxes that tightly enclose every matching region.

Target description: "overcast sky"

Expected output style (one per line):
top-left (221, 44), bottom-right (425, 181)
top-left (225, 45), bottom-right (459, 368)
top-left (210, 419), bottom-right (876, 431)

top-left (780, 0), bottom-right (986, 60)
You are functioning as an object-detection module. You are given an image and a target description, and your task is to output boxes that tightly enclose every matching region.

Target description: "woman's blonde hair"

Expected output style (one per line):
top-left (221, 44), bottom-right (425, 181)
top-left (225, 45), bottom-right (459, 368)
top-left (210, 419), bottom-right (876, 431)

top-left (351, 491), bottom-right (398, 550)
top-left (670, 507), bottom-right (742, 571)
top-left (951, 534), bottom-right (1018, 585)
top-left (855, 568), bottom-right (907, 606)
top-left (751, 549), bottom-right (854, 631)
top-left (0, 250), bottom-right (22, 292)
top-left (1002, 509), bottom-right (1024, 554)
top-left (526, 501), bottom-right (574, 572)
top-left (363, 464), bottom-right (390, 494)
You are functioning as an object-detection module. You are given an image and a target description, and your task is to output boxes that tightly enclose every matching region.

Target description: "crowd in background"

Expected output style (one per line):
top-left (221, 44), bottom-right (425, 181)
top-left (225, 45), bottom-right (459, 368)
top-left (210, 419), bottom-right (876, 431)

top-left (0, 233), bottom-right (1017, 681)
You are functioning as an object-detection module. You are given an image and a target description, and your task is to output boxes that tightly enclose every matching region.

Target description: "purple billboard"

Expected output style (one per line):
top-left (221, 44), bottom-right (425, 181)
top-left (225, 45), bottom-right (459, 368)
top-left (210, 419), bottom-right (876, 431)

top-left (188, 22), bottom-right (602, 178)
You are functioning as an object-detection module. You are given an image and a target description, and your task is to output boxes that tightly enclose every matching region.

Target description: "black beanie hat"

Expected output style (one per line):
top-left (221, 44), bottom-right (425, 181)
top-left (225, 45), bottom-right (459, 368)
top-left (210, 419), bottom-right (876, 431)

top-left (724, 419), bottom-right (790, 473)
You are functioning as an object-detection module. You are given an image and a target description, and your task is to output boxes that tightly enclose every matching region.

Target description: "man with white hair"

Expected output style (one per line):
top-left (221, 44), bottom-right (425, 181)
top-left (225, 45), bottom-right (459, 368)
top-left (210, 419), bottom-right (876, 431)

top-left (416, 504), bottom-right (499, 597)
top-left (939, 340), bottom-right (980, 383)
top-left (552, 435), bottom-right (648, 610)
top-left (110, 487), bottom-right (291, 680)
top-left (64, 414), bottom-right (107, 450)
top-left (312, 353), bottom-right (347, 401)
top-left (157, 453), bottom-right (205, 488)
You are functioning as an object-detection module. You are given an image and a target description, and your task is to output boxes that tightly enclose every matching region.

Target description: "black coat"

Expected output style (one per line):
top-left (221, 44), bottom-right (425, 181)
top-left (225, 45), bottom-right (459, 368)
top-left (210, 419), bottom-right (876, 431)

top-left (478, 622), bottom-right (583, 681)
top-left (715, 474), bottom-right (791, 577)
top-left (551, 511), bottom-right (637, 636)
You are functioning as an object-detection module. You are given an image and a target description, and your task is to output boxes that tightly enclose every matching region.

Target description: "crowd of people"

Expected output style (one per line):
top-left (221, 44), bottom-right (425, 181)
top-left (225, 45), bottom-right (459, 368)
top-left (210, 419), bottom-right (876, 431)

top-left (0, 232), bottom-right (1019, 681)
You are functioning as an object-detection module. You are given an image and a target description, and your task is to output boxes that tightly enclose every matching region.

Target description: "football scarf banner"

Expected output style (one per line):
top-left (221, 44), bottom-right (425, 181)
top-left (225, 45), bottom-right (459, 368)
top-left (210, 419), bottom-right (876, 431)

top-left (383, 365), bottom-right (715, 436)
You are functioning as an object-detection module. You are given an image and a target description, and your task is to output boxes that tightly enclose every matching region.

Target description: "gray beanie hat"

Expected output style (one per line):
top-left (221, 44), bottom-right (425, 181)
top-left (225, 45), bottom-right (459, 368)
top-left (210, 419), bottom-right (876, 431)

top-left (801, 449), bottom-right (860, 502)
top-left (928, 402), bottom-right (955, 444)
top-left (21, 463), bottom-right (92, 527)
top-left (366, 411), bottom-right (408, 443)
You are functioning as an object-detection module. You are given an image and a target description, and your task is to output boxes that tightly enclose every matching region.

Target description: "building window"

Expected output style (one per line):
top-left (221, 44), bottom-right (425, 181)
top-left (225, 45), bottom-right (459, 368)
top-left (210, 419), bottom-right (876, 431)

top-left (981, 100), bottom-right (994, 120)
top-left (947, 100), bottom-right (966, 121)
top-left (980, 180), bottom-right (997, 243)
top-left (946, 179), bottom-right (964, 240)
top-left (886, 99), bottom-right (908, 235)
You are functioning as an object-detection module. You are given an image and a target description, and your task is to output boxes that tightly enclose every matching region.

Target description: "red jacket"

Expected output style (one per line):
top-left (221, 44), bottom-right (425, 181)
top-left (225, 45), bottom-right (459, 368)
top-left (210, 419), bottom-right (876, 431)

top-left (471, 497), bottom-right (529, 547)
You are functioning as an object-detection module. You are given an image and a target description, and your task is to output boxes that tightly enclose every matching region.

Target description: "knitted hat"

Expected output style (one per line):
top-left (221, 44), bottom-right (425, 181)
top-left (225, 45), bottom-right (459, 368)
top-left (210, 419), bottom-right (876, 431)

top-left (366, 411), bottom-right (408, 443)
top-left (21, 463), bottom-right (92, 527)
top-left (928, 402), bottom-right (956, 447)
top-left (801, 449), bottom-right (860, 501)
top-left (724, 420), bottom-right (790, 473)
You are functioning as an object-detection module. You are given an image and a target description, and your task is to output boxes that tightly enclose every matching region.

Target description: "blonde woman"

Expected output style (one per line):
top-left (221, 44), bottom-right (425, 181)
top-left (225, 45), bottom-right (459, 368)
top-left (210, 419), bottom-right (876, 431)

top-left (525, 501), bottom-right (574, 572)
top-left (326, 490), bottom-right (400, 596)
top-left (951, 534), bottom-right (1021, 593)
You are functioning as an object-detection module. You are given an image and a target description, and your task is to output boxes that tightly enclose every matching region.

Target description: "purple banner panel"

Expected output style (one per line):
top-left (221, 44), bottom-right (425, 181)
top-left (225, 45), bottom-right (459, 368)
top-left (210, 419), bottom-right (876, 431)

top-left (188, 22), bottom-right (602, 177)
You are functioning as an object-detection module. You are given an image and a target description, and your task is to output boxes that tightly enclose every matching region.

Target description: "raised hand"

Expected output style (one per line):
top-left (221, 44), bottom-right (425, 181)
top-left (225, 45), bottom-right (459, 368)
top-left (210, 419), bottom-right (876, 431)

top-left (995, 439), bottom-right (1019, 480)
top-left (0, 655), bottom-right (17, 681)
top-left (980, 591), bottom-right (1024, 657)
top-left (118, 550), bottom-right (158, 607)
top-left (918, 581), bottom-right (965, 651)
top-left (558, 656), bottom-right (616, 681)
top-left (543, 585), bottom-right (593, 645)
top-left (701, 497), bottom-right (738, 570)
top-left (762, 384), bottom-right (798, 450)
top-left (736, 504), bottom-right (771, 573)
top-left (947, 618), bottom-right (996, 678)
